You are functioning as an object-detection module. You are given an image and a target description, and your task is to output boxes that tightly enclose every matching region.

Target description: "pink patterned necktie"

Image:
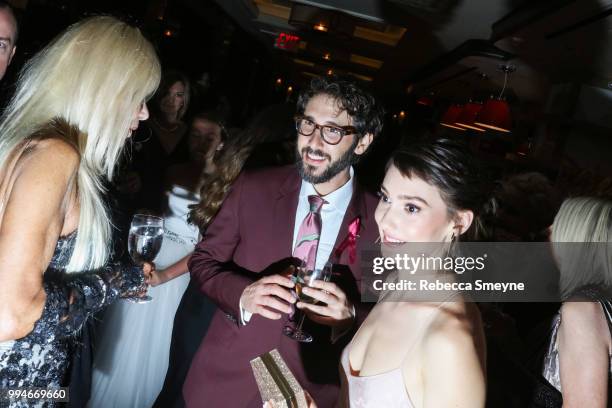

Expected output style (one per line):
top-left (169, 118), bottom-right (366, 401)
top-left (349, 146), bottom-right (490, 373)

top-left (293, 195), bottom-right (327, 270)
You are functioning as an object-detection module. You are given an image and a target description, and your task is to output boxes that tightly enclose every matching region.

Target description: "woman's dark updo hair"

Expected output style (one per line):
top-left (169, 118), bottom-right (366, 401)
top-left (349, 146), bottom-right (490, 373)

top-left (389, 138), bottom-right (495, 241)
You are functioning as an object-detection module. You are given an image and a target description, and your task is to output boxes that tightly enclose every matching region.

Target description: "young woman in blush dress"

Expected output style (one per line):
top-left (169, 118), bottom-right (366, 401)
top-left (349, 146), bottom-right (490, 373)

top-left (294, 138), bottom-right (490, 408)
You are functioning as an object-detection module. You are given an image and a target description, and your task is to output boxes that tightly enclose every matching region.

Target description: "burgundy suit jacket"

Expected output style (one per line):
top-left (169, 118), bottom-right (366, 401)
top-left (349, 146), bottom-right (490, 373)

top-left (183, 165), bottom-right (379, 408)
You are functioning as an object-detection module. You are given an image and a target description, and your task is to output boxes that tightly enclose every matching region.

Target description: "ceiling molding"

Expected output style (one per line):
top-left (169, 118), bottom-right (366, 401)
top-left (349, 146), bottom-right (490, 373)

top-left (491, 0), bottom-right (577, 42)
top-left (406, 39), bottom-right (515, 84)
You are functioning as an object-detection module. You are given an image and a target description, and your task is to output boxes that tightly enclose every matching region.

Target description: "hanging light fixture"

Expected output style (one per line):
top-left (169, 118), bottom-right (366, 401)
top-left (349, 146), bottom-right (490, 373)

top-left (475, 65), bottom-right (515, 133)
top-left (455, 101), bottom-right (486, 132)
top-left (454, 72), bottom-right (490, 132)
top-left (439, 104), bottom-right (465, 131)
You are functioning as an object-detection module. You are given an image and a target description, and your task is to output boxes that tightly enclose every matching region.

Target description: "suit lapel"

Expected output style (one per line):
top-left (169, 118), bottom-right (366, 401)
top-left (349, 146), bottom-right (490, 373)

top-left (273, 168), bottom-right (301, 256)
top-left (332, 182), bottom-right (372, 264)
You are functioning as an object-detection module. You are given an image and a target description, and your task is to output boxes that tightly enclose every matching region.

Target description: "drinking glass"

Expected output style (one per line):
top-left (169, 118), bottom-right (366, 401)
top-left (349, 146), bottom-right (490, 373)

top-left (127, 214), bottom-right (164, 303)
top-left (283, 261), bottom-right (332, 342)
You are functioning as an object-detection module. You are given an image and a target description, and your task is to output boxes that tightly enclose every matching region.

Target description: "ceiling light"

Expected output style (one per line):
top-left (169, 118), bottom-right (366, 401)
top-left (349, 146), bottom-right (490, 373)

top-left (455, 102), bottom-right (486, 132)
top-left (440, 104), bottom-right (466, 131)
top-left (474, 65), bottom-right (515, 133)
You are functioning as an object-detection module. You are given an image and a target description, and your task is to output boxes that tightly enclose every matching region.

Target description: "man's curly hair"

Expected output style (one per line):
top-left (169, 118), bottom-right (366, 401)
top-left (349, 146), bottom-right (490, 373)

top-left (296, 76), bottom-right (384, 140)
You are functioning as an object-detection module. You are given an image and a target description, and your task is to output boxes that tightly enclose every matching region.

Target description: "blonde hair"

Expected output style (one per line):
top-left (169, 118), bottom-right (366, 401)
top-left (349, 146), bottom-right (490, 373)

top-left (0, 16), bottom-right (161, 272)
top-left (552, 197), bottom-right (612, 298)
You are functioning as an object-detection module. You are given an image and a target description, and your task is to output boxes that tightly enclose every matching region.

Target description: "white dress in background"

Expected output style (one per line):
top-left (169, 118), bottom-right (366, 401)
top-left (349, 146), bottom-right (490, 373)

top-left (88, 185), bottom-right (200, 408)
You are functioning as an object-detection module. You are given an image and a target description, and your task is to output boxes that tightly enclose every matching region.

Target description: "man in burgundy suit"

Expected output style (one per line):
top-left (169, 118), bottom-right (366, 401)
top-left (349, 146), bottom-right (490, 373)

top-left (183, 76), bottom-right (384, 407)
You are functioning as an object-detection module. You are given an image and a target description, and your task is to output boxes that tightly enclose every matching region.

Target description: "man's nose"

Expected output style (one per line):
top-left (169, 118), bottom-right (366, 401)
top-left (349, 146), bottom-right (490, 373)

top-left (308, 126), bottom-right (326, 148)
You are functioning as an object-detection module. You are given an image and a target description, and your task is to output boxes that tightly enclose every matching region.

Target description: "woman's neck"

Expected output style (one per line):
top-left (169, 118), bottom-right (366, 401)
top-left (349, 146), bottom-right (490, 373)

top-left (203, 158), bottom-right (216, 176)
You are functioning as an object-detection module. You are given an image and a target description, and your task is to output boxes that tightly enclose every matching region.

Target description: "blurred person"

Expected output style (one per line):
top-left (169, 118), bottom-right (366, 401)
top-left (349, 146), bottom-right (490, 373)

top-left (491, 172), bottom-right (562, 354)
top-left (118, 70), bottom-right (191, 213)
top-left (242, 102), bottom-right (297, 169)
top-left (88, 112), bottom-right (227, 408)
top-left (493, 172), bottom-right (561, 242)
top-left (182, 76), bottom-right (384, 408)
top-left (0, 1), bottom-right (17, 81)
top-left (0, 15), bottom-right (159, 404)
top-left (154, 104), bottom-right (292, 407)
top-left (536, 197), bottom-right (612, 407)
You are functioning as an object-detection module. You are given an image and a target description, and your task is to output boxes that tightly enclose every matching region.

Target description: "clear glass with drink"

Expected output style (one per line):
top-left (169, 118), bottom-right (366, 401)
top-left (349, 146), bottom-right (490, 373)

top-left (283, 261), bottom-right (332, 342)
top-left (127, 214), bottom-right (164, 303)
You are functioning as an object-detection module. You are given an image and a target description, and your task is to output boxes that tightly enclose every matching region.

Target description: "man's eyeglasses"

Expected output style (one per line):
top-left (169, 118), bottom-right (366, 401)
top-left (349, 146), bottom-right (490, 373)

top-left (294, 115), bottom-right (358, 145)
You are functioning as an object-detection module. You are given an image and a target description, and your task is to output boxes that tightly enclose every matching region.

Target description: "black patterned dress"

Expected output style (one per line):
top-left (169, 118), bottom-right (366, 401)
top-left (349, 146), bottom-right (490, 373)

top-left (0, 231), bottom-right (144, 407)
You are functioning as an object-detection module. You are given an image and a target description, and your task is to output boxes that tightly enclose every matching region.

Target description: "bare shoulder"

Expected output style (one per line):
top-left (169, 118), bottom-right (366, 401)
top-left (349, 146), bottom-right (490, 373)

top-left (560, 301), bottom-right (611, 346)
top-left (429, 302), bottom-right (483, 338)
top-left (423, 302), bottom-right (485, 364)
top-left (562, 300), bottom-right (605, 320)
top-left (12, 138), bottom-right (80, 192)
top-left (419, 302), bottom-right (486, 406)
top-left (7, 137), bottom-right (80, 217)
top-left (28, 138), bottom-right (80, 171)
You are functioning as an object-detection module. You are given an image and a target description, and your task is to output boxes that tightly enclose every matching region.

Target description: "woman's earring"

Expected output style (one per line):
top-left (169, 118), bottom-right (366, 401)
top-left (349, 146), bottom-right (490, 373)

top-left (445, 231), bottom-right (457, 259)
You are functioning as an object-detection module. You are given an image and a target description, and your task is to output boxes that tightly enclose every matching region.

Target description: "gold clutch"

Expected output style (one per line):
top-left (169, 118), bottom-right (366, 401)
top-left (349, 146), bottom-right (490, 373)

top-left (250, 349), bottom-right (308, 408)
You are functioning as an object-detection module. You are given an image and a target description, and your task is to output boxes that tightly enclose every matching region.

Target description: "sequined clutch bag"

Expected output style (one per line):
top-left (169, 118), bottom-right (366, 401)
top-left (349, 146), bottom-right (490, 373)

top-left (250, 349), bottom-right (308, 408)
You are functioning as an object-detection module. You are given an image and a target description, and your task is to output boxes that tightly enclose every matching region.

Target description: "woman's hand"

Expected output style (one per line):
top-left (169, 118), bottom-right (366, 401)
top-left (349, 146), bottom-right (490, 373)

top-left (142, 262), bottom-right (156, 284)
top-left (120, 262), bottom-right (155, 300)
top-left (147, 268), bottom-right (168, 287)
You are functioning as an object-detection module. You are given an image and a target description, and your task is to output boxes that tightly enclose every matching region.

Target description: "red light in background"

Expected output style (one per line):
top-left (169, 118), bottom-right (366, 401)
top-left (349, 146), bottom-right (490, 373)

top-left (475, 98), bottom-right (512, 133)
top-left (275, 33), bottom-right (301, 51)
top-left (416, 95), bottom-right (433, 106)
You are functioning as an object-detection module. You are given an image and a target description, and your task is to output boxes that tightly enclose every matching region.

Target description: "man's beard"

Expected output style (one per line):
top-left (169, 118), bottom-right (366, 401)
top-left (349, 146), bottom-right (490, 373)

top-left (296, 141), bottom-right (357, 184)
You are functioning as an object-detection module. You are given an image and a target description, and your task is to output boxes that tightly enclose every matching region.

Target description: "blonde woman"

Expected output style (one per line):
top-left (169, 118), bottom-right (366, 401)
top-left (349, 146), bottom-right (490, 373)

top-left (0, 15), bottom-right (160, 398)
top-left (541, 197), bottom-right (612, 407)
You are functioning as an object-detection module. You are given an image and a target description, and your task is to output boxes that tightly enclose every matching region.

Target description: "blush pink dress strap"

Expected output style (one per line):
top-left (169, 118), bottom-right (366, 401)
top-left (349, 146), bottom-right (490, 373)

top-left (339, 301), bottom-right (456, 408)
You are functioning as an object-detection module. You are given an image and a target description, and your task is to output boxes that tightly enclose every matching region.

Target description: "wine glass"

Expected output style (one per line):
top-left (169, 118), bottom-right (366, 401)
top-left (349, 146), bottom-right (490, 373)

top-left (127, 214), bottom-right (164, 303)
top-left (283, 261), bottom-right (332, 343)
